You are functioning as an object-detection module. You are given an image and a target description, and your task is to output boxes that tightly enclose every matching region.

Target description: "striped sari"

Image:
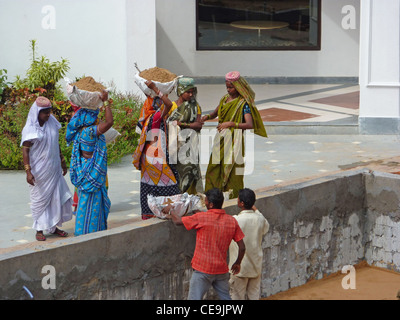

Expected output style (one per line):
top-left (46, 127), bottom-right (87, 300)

top-left (205, 76), bottom-right (267, 199)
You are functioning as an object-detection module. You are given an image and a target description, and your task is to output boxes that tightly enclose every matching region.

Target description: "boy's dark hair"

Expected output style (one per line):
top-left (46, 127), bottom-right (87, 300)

top-left (205, 188), bottom-right (224, 209)
top-left (238, 188), bottom-right (256, 210)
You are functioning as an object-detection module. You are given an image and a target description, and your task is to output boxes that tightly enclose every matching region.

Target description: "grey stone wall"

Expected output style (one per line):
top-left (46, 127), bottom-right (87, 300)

top-left (1, 169), bottom-right (399, 300)
top-left (251, 172), bottom-right (367, 297)
top-left (364, 172), bottom-right (400, 271)
top-left (251, 170), bottom-right (400, 297)
top-left (0, 220), bottom-right (196, 300)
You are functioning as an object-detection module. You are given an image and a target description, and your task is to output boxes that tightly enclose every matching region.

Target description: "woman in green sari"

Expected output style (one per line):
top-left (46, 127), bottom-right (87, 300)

top-left (201, 71), bottom-right (267, 199)
top-left (166, 77), bottom-right (204, 194)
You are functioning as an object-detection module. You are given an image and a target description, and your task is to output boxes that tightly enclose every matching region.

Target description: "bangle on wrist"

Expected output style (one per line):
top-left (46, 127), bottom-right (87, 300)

top-left (24, 164), bottom-right (31, 171)
top-left (104, 99), bottom-right (113, 107)
top-left (235, 123), bottom-right (239, 129)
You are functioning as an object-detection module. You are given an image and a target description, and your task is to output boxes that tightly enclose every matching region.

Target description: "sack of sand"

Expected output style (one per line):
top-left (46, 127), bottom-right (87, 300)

top-left (65, 76), bottom-right (121, 143)
top-left (65, 76), bottom-right (108, 110)
top-left (147, 193), bottom-right (203, 219)
top-left (134, 66), bottom-right (180, 98)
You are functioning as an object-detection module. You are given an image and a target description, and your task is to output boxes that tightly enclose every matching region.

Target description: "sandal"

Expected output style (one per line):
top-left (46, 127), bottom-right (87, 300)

top-left (52, 228), bottom-right (68, 237)
top-left (36, 232), bottom-right (46, 241)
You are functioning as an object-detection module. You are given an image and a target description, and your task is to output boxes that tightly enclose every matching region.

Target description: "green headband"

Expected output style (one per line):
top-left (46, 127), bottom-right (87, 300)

top-left (177, 77), bottom-right (196, 96)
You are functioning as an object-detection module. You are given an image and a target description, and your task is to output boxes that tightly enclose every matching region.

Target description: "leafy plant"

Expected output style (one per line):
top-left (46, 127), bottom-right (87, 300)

top-left (0, 44), bottom-right (142, 169)
top-left (52, 100), bottom-right (74, 124)
top-left (0, 69), bottom-right (10, 97)
top-left (13, 40), bottom-right (70, 100)
top-left (0, 93), bottom-right (34, 169)
top-left (0, 86), bottom-right (143, 169)
top-left (0, 86), bottom-right (74, 169)
top-left (103, 89), bottom-right (142, 164)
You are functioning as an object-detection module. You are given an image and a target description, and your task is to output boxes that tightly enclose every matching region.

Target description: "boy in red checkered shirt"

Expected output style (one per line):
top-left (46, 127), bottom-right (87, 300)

top-left (166, 188), bottom-right (246, 300)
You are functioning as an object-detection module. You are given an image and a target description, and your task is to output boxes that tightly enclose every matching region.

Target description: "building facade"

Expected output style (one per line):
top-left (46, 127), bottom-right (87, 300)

top-left (0, 0), bottom-right (398, 133)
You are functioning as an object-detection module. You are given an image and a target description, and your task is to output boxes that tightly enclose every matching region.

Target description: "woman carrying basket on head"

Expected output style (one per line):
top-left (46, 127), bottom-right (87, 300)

top-left (165, 77), bottom-right (204, 195)
top-left (132, 80), bottom-right (181, 220)
top-left (66, 89), bottom-right (113, 235)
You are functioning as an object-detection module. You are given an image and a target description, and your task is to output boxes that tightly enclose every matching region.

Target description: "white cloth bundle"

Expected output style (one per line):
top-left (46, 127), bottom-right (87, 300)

top-left (134, 72), bottom-right (180, 98)
top-left (147, 193), bottom-right (203, 219)
top-left (103, 127), bottom-right (121, 144)
top-left (64, 77), bottom-right (111, 110)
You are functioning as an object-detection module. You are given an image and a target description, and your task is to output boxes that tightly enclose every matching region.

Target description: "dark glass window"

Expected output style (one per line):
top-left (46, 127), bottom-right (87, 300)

top-left (196, 0), bottom-right (320, 50)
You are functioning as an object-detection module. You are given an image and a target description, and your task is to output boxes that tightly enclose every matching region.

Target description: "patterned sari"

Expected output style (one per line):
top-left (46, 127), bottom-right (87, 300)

top-left (167, 77), bottom-right (203, 194)
top-left (132, 97), bottom-right (181, 219)
top-left (205, 75), bottom-right (267, 199)
top-left (66, 108), bottom-right (111, 235)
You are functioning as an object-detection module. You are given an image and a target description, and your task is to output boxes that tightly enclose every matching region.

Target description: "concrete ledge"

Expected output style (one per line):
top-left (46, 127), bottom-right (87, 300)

top-left (203, 121), bottom-right (359, 135)
top-left (359, 117), bottom-right (400, 135)
top-left (261, 123), bottom-right (359, 135)
top-left (0, 219), bottom-right (196, 300)
top-left (193, 77), bottom-right (359, 85)
top-left (1, 169), bottom-right (399, 299)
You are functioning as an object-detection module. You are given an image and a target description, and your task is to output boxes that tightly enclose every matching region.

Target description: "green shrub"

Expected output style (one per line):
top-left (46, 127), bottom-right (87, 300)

top-left (0, 87), bottom-right (142, 169)
top-left (105, 90), bottom-right (142, 164)
top-left (13, 40), bottom-right (69, 101)
top-left (0, 39), bottom-right (142, 169)
top-left (0, 90), bottom-right (35, 169)
top-left (0, 69), bottom-right (10, 98)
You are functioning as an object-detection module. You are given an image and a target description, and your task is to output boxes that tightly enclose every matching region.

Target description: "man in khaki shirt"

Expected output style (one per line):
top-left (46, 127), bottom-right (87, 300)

top-left (229, 188), bottom-right (269, 300)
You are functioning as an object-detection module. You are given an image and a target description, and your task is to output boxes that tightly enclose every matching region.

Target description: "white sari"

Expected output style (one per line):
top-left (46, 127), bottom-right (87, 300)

top-left (21, 102), bottom-right (73, 232)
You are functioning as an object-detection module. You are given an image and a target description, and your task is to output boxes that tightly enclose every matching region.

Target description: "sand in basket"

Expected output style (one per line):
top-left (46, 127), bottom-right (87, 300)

top-left (139, 67), bottom-right (177, 83)
top-left (71, 76), bottom-right (106, 92)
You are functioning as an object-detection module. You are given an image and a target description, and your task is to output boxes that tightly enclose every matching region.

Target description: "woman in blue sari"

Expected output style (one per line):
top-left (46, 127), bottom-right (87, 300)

top-left (66, 90), bottom-right (113, 235)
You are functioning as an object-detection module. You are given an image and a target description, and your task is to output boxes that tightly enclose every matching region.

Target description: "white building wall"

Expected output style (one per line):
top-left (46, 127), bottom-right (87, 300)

top-left (0, 0), bottom-right (156, 95)
top-left (359, 0), bottom-right (400, 134)
top-left (155, 0), bottom-right (360, 81)
top-left (3, 0), bottom-right (399, 134)
top-left (0, 0), bottom-right (360, 90)
top-left (125, 0), bottom-right (156, 96)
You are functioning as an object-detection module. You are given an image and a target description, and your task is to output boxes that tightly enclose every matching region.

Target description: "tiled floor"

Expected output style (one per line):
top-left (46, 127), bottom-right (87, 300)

top-left (1, 84), bottom-right (399, 253)
top-left (198, 83), bottom-right (359, 124)
top-left (310, 91), bottom-right (359, 110)
top-left (259, 107), bottom-right (319, 122)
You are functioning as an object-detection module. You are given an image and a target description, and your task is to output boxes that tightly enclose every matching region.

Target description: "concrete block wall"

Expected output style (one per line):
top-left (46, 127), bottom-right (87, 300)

top-left (364, 172), bottom-right (400, 272)
top-left (0, 220), bottom-right (196, 300)
top-left (1, 169), bottom-right (399, 299)
top-left (250, 170), bottom-right (399, 297)
top-left (243, 171), bottom-right (368, 297)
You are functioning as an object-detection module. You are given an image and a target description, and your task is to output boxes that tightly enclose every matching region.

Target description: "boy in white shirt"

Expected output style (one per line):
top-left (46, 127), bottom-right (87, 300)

top-left (228, 188), bottom-right (269, 300)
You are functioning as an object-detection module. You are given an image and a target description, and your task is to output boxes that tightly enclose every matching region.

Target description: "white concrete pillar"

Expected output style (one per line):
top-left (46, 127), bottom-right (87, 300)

top-left (359, 0), bottom-right (400, 134)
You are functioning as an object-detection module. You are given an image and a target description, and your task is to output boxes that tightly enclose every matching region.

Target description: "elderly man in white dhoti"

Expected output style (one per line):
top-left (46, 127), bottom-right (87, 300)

top-left (21, 96), bottom-right (73, 241)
